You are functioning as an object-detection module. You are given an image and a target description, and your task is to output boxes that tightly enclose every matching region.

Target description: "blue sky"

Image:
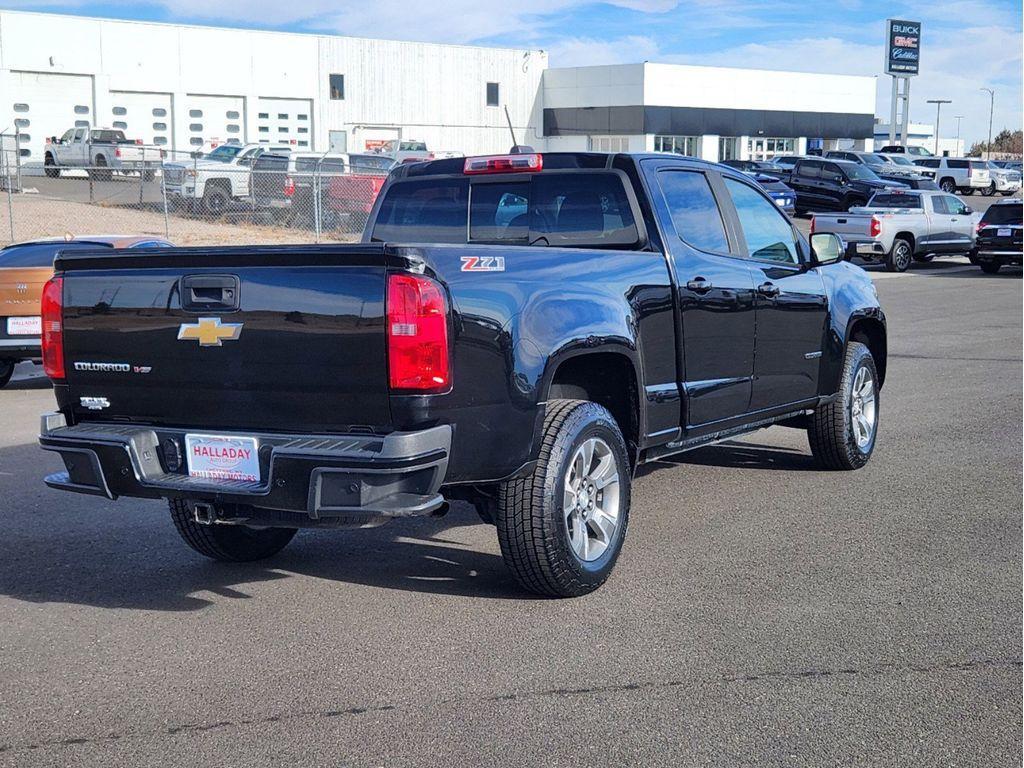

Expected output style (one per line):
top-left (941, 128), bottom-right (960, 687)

top-left (5, 0), bottom-right (1022, 145)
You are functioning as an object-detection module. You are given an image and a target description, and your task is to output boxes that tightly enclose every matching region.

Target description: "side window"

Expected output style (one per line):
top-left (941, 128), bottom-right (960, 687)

top-left (656, 171), bottom-right (729, 254)
top-left (724, 178), bottom-right (800, 265)
top-left (822, 163), bottom-right (844, 182)
top-left (799, 161), bottom-right (821, 178)
top-left (59, 129), bottom-right (74, 143)
top-left (944, 195), bottom-right (968, 215)
top-left (947, 160), bottom-right (968, 170)
top-left (930, 196), bottom-right (949, 215)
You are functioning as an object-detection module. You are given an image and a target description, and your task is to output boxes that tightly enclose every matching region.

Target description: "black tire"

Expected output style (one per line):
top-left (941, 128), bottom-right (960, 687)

top-left (939, 178), bottom-right (957, 194)
top-left (0, 359), bottom-right (15, 388)
top-left (979, 262), bottom-right (1001, 274)
top-left (886, 238), bottom-right (913, 272)
top-left (169, 499), bottom-right (297, 562)
top-left (93, 156), bottom-right (112, 182)
top-left (1000, 191), bottom-right (1015, 196)
top-left (496, 399), bottom-right (631, 598)
top-left (202, 185), bottom-right (230, 217)
top-left (982, 183), bottom-right (995, 197)
top-left (808, 341), bottom-right (879, 471)
top-left (962, 188), bottom-right (974, 196)
top-left (43, 154), bottom-right (60, 178)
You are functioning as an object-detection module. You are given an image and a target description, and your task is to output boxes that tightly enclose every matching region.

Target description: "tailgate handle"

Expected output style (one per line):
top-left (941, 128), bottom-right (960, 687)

top-left (180, 275), bottom-right (240, 311)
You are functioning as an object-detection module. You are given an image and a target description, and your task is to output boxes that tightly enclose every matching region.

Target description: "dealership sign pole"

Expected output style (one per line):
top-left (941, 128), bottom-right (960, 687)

top-left (885, 19), bottom-right (921, 147)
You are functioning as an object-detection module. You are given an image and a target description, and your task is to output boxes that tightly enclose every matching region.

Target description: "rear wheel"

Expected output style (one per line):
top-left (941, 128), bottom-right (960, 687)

top-left (939, 178), bottom-right (957, 194)
top-left (980, 261), bottom-right (1001, 274)
top-left (886, 238), bottom-right (913, 272)
top-left (0, 359), bottom-right (15, 388)
top-left (169, 500), bottom-right (297, 561)
top-left (808, 342), bottom-right (879, 470)
top-left (496, 399), bottom-right (630, 598)
top-left (93, 155), bottom-right (112, 182)
top-left (43, 154), bottom-right (60, 178)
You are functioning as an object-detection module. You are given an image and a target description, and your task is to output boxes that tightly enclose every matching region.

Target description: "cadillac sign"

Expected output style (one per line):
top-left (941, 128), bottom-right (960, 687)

top-left (885, 19), bottom-right (921, 76)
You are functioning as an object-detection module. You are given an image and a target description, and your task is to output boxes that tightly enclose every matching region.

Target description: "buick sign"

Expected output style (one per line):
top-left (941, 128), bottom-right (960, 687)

top-left (885, 19), bottom-right (921, 76)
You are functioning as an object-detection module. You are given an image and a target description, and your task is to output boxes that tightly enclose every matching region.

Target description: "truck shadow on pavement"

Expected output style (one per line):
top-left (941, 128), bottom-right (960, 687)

top-left (0, 442), bottom-right (529, 611)
top-left (637, 440), bottom-right (816, 476)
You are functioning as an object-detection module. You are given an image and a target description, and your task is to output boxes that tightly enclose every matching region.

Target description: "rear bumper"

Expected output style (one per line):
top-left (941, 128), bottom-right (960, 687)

top-left (38, 413), bottom-right (451, 520)
top-left (973, 249), bottom-right (1023, 266)
top-left (0, 336), bottom-right (41, 359)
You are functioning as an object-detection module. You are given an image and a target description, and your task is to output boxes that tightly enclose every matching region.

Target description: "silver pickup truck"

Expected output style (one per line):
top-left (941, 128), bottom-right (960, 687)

top-left (811, 189), bottom-right (980, 272)
top-left (43, 126), bottom-right (162, 181)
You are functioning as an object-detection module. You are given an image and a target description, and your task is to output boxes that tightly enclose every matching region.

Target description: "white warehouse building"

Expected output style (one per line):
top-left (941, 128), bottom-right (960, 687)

top-left (1, 10), bottom-right (878, 166)
top-left (0, 9), bottom-right (547, 162)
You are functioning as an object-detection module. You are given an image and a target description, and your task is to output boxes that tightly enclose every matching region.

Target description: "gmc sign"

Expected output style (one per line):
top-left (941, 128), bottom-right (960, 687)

top-left (885, 19), bottom-right (921, 76)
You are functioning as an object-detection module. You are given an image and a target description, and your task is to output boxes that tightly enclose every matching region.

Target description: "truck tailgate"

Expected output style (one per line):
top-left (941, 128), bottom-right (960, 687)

top-left (812, 212), bottom-right (873, 239)
top-left (57, 245), bottom-right (393, 433)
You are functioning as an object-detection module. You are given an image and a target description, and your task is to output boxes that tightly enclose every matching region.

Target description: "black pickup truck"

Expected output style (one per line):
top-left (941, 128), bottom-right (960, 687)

top-left (38, 152), bottom-right (887, 597)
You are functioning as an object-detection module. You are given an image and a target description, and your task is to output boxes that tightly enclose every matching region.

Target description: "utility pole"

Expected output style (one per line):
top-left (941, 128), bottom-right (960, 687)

top-left (953, 115), bottom-right (965, 155)
top-left (926, 99), bottom-right (951, 156)
top-left (980, 88), bottom-right (995, 159)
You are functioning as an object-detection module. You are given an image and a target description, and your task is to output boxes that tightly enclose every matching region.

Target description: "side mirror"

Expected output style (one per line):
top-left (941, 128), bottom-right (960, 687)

top-left (962, 206), bottom-right (973, 214)
top-left (810, 233), bottom-right (844, 266)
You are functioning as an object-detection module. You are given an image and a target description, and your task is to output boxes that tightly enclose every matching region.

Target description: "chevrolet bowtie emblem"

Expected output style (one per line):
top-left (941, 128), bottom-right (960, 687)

top-left (177, 317), bottom-right (243, 347)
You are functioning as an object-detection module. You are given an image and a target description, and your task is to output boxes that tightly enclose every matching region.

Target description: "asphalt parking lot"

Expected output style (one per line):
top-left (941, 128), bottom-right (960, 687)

top-left (1, 259), bottom-right (1021, 766)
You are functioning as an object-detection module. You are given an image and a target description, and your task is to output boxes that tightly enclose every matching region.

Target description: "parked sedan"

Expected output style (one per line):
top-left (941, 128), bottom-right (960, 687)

top-left (748, 172), bottom-right (796, 215)
top-left (0, 236), bottom-right (172, 387)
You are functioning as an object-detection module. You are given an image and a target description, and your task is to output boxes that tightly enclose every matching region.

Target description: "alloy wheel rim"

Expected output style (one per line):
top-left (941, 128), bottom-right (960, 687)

top-left (850, 365), bottom-right (877, 450)
top-left (563, 437), bottom-right (620, 562)
top-left (896, 244), bottom-right (911, 270)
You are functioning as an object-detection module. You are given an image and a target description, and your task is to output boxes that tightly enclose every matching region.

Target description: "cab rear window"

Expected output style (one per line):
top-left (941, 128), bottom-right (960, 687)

top-left (372, 172), bottom-right (640, 248)
top-left (871, 193), bottom-right (921, 209)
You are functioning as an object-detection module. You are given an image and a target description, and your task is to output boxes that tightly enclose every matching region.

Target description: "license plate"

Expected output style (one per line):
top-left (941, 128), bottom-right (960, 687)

top-left (7, 316), bottom-right (41, 335)
top-left (998, 228), bottom-right (1011, 237)
top-left (185, 434), bottom-right (260, 482)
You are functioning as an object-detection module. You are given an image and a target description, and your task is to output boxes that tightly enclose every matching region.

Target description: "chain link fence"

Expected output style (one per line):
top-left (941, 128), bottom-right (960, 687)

top-left (1, 139), bottom-right (387, 247)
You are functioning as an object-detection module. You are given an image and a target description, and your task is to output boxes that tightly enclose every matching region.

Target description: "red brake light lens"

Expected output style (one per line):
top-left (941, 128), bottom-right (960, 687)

top-left (41, 277), bottom-right (65, 380)
top-left (464, 153), bottom-right (543, 175)
top-left (870, 215), bottom-right (881, 237)
top-left (387, 273), bottom-right (449, 392)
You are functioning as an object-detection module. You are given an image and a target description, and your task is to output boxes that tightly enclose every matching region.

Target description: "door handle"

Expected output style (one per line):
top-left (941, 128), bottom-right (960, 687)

top-left (686, 278), bottom-right (713, 293)
top-left (757, 282), bottom-right (780, 297)
top-left (180, 274), bottom-right (240, 312)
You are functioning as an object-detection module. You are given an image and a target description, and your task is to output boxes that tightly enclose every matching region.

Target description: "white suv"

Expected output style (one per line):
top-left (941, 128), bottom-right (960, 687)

top-left (913, 158), bottom-right (991, 195)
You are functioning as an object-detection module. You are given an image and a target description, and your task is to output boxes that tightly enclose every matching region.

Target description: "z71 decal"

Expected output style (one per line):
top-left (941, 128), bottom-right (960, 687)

top-left (461, 256), bottom-right (506, 272)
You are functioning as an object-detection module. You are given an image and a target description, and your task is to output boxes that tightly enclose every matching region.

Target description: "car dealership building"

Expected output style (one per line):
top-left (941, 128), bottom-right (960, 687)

top-left (1, 10), bottom-right (877, 164)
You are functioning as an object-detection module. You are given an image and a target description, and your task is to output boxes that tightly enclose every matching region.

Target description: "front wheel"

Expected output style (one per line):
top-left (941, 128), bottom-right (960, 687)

top-left (939, 178), bottom-right (957, 194)
top-left (808, 341), bottom-right (879, 470)
top-left (979, 262), bottom-right (1001, 274)
top-left (169, 500), bottom-right (297, 561)
top-left (202, 186), bottom-right (230, 217)
top-left (43, 154), bottom-right (60, 178)
top-left (0, 359), bottom-right (15, 388)
top-left (982, 183), bottom-right (995, 197)
top-left (886, 238), bottom-right (913, 272)
top-left (496, 399), bottom-right (630, 598)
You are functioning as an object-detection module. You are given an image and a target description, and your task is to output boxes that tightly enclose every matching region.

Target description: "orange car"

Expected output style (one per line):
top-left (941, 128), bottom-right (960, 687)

top-left (0, 236), bottom-right (172, 387)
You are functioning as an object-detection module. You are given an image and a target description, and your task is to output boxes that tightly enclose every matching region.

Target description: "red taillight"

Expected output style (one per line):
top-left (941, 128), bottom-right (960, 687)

top-left (464, 153), bottom-right (543, 174)
top-left (115, 148), bottom-right (122, 158)
top-left (283, 176), bottom-right (295, 197)
top-left (976, 220), bottom-right (986, 234)
top-left (870, 215), bottom-right (881, 237)
top-left (41, 277), bottom-right (64, 380)
top-left (387, 273), bottom-right (449, 392)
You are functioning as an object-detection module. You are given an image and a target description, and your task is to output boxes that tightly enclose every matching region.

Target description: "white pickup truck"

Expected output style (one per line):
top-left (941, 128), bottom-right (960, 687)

top-left (43, 127), bottom-right (161, 181)
top-left (162, 142), bottom-right (293, 216)
top-left (811, 189), bottom-right (980, 272)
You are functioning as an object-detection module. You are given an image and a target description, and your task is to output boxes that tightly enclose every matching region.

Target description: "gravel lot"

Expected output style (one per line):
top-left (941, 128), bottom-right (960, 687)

top-left (0, 255), bottom-right (1020, 766)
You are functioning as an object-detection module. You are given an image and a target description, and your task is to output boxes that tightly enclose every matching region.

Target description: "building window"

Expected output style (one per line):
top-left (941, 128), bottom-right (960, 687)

top-left (226, 110), bottom-right (240, 119)
top-left (258, 126), bottom-right (269, 133)
top-left (227, 124), bottom-right (240, 133)
top-left (74, 105), bottom-right (90, 114)
top-left (654, 135), bottom-right (699, 156)
top-left (15, 118), bottom-right (29, 127)
top-left (113, 121), bottom-right (127, 129)
top-left (112, 106), bottom-right (127, 116)
top-left (258, 112), bottom-right (269, 119)
top-left (20, 148), bottom-right (30, 157)
top-left (277, 113), bottom-right (288, 120)
top-left (746, 137), bottom-right (795, 161)
top-left (75, 120), bottom-right (90, 127)
top-left (298, 126), bottom-right (308, 134)
top-left (153, 122), bottom-right (167, 131)
top-left (718, 137), bottom-right (739, 162)
top-left (13, 103), bottom-right (29, 113)
top-left (589, 136), bottom-right (630, 153)
top-left (189, 123), bottom-right (203, 132)
top-left (486, 82), bottom-right (500, 107)
top-left (278, 127), bottom-right (288, 133)
top-left (298, 140), bottom-right (309, 147)
top-left (17, 133), bottom-right (30, 143)
top-left (153, 107), bottom-right (166, 117)
top-left (153, 136), bottom-right (167, 145)
top-left (329, 74), bottom-right (345, 100)
top-left (189, 137), bottom-right (203, 146)
top-left (189, 109), bottom-right (203, 118)
top-left (297, 114), bottom-right (308, 121)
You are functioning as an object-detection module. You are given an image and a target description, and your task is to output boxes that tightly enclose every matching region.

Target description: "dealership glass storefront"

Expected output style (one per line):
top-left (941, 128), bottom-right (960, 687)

top-left (746, 137), bottom-right (795, 160)
top-left (654, 135), bottom-right (700, 156)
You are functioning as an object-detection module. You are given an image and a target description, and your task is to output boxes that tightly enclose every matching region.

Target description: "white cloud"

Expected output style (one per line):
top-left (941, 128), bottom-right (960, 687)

top-left (548, 35), bottom-right (661, 67)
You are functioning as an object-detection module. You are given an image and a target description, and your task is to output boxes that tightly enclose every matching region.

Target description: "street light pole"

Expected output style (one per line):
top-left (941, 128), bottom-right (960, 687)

top-left (953, 115), bottom-right (965, 154)
top-left (926, 99), bottom-right (951, 156)
top-left (980, 88), bottom-right (995, 159)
